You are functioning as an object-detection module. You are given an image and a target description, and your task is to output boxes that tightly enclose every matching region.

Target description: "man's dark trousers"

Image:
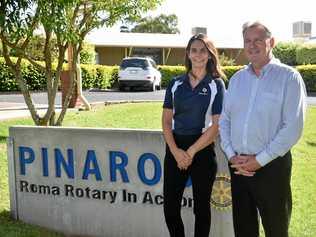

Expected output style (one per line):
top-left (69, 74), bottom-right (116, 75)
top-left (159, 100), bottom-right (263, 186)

top-left (229, 152), bottom-right (292, 237)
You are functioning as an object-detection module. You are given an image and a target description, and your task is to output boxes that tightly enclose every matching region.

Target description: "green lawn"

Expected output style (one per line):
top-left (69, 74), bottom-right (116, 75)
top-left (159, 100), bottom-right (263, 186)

top-left (0, 103), bottom-right (315, 237)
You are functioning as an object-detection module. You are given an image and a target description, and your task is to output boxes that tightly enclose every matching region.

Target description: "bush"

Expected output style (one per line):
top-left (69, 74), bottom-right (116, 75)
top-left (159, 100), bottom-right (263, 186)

top-left (273, 42), bottom-right (299, 66)
top-left (296, 44), bottom-right (316, 65)
top-left (80, 64), bottom-right (117, 89)
top-left (1, 57), bottom-right (315, 92)
top-left (296, 65), bottom-right (316, 92)
top-left (157, 65), bottom-right (244, 88)
top-left (0, 57), bottom-right (117, 92)
top-left (219, 53), bottom-right (236, 66)
top-left (0, 58), bottom-right (18, 91)
top-left (0, 57), bottom-right (47, 91)
top-left (158, 65), bottom-right (185, 87)
top-left (80, 43), bottom-right (96, 64)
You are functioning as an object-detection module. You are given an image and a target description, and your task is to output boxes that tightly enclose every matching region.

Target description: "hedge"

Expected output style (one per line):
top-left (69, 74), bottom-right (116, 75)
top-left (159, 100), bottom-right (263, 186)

top-left (0, 57), bottom-right (315, 92)
top-left (0, 57), bottom-right (117, 91)
top-left (158, 65), bottom-right (244, 88)
top-left (296, 44), bottom-right (316, 65)
top-left (296, 65), bottom-right (316, 92)
top-left (273, 42), bottom-right (299, 66)
top-left (0, 57), bottom-right (47, 91)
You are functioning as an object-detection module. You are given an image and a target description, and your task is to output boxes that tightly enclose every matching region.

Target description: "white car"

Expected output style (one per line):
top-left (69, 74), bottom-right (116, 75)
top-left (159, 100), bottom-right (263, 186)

top-left (118, 57), bottom-right (162, 91)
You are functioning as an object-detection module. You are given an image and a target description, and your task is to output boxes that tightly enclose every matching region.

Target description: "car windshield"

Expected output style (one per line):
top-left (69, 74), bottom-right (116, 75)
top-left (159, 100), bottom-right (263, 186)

top-left (120, 59), bottom-right (149, 69)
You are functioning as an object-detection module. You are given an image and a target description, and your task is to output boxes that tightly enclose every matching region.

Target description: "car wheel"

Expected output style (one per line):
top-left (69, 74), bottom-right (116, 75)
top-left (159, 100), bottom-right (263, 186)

top-left (119, 85), bottom-right (125, 91)
top-left (157, 82), bottom-right (161, 90)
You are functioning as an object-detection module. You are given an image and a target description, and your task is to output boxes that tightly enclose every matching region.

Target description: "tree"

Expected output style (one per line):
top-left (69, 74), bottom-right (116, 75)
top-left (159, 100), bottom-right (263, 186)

top-left (0, 0), bottom-right (161, 126)
top-left (130, 14), bottom-right (180, 34)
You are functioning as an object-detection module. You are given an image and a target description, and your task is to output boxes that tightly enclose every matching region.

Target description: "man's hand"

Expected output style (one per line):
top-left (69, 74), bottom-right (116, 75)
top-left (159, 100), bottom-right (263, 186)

top-left (230, 155), bottom-right (257, 176)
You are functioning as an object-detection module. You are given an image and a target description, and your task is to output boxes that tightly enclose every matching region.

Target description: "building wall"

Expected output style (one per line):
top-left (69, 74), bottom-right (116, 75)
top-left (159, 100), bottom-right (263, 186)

top-left (96, 47), bottom-right (125, 65)
top-left (218, 49), bottom-right (248, 66)
top-left (165, 48), bottom-right (185, 65)
top-left (96, 46), bottom-right (247, 66)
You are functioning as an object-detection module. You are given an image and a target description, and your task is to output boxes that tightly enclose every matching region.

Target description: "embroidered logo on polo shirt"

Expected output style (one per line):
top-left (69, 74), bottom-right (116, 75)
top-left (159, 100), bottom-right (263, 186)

top-left (199, 87), bottom-right (208, 95)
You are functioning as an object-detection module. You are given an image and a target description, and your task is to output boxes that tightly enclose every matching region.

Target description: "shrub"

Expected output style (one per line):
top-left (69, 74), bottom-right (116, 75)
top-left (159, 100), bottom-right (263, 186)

top-left (0, 57), bottom-right (117, 91)
top-left (0, 58), bottom-right (18, 91)
top-left (296, 65), bottom-right (316, 92)
top-left (273, 42), bottom-right (299, 66)
top-left (219, 53), bottom-right (236, 66)
top-left (80, 64), bottom-right (117, 89)
top-left (1, 57), bottom-right (315, 92)
top-left (157, 65), bottom-right (244, 88)
top-left (158, 65), bottom-right (185, 87)
top-left (0, 57), bottom-right (47, 91)
top-left (296, 44), bottom-right (316, 65)
top-left (222, 66), bottom-right (244, 80)
top-left (80, 43), bottom-right (96, 64)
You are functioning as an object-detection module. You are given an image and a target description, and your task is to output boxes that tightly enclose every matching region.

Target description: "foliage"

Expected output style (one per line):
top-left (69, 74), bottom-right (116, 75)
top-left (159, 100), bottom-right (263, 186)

top-left (296, 65), bottom-right (316, 92)
top-left (158, 65), bottom-right (186, 87)
top-left (0, 0), bottom-right (162, 126)
top-left (80, 43), bottom-right (96, 64)
top-left (9, 35), bottom-right (59, 61)
top-left (130, 14), bottom-right (180, 34)
top-left (0, 57), bottom-right (117, 91)
top-left (273, 42), bottom-right (300, 66)
top-left (158, 65), bottom-right (244, 88)
top-left (0, 57), bottom-right (47, 91)
top-left (219, 53), bottom-right (236, 66)
top-left (296, 44), bottom-right (316, 65)
top-left (2, 35), bottom-right (95, 64)
top-left (81, 64), bottom-right (117, 89)
top-left (1, 58), bottom-right (316, 92)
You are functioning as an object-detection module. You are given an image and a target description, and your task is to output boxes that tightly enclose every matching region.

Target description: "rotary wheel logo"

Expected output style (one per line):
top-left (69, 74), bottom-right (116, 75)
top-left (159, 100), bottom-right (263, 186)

top-left (210, 174), bottom-right (232, 210)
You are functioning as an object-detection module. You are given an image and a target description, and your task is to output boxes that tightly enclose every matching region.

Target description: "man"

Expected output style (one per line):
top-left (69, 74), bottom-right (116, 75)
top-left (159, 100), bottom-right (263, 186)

top-left (219, 21), bottom-right (306, 237)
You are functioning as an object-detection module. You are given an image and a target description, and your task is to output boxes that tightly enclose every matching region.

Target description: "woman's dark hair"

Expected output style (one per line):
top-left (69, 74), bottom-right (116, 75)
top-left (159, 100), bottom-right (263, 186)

top-left (184, 33), bottom-right (225, 78)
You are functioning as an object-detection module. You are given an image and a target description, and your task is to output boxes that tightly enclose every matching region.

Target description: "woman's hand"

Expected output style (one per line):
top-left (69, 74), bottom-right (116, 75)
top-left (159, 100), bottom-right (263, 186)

top-left (171, 148), bottom-right (192, 170)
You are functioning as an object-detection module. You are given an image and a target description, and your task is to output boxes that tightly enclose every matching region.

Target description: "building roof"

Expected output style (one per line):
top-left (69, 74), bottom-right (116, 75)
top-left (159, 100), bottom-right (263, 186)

top-left (85, 30), bottom-right (243, 49)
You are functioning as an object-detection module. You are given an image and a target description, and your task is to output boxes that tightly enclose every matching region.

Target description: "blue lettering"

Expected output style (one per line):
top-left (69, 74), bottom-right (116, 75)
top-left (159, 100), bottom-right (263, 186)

top-left (82, 150), bottom-right (102, 181)
top-left (137, 153), bottom-right (161, 186)
top-left (109, 151), bottom-right (129, 183)
top-left (19, 146), bottom-right (35, 175)
top-left (54, 148), bottom-right (74, 179)
top-left (41, 147), bottom-right (49, 177)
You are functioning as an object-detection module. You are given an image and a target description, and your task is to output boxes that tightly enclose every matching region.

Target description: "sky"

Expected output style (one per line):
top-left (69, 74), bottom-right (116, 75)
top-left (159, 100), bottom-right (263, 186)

top-left (108, 0), bottom-right (316, 43)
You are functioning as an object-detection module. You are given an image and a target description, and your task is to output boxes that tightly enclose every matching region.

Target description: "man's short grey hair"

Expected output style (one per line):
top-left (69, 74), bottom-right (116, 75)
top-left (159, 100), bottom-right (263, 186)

top-left (242, 21), bottom-right (272, 38)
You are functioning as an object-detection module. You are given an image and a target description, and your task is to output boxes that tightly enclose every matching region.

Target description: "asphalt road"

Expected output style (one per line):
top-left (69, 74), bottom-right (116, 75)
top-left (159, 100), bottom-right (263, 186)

top-left (0, 89), bottom-right (315, 109)
top-left (0, 89), bottom-right (166, 109)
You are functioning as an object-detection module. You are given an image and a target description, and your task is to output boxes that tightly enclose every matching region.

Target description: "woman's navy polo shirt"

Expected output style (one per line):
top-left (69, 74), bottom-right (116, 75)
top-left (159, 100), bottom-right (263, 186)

top-left (163, 74), bottom-right (225, 135)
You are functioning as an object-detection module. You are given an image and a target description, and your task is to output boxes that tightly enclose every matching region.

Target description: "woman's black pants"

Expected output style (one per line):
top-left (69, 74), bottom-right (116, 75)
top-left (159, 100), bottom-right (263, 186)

top-left (163, 134), bottom-right (217, 237)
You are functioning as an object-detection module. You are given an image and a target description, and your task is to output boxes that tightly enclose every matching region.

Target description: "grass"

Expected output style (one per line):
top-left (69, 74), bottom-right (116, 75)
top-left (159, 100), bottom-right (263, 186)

top-left (0, 103), bottom-right (315, 237)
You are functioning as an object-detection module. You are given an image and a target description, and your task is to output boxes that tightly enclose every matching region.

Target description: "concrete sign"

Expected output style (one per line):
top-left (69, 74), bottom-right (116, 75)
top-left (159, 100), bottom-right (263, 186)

top-left (7, 126), bottom-right (234, 237)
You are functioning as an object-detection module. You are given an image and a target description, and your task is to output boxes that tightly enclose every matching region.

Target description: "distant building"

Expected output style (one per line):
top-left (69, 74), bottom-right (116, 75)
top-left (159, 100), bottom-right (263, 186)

top-left (192, 27), bottom-right (207, 35)
top-left (293, 21), bottom-right (312, 39)
top-left (86, 29), bottom-right (246, 66)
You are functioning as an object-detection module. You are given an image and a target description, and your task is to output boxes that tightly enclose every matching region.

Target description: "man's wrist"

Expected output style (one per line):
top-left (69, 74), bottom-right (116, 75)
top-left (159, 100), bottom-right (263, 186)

top-left (256, 151), bottom-right (272, 167)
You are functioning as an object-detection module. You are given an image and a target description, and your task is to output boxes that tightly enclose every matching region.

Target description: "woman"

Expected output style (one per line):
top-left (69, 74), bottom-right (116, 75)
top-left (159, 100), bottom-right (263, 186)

top-left (162, 33), bottom-right (225, 237)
